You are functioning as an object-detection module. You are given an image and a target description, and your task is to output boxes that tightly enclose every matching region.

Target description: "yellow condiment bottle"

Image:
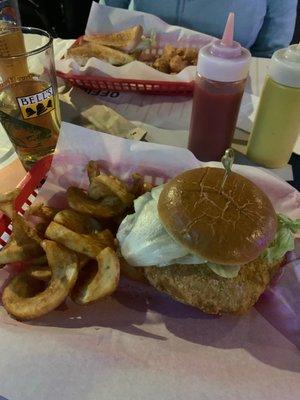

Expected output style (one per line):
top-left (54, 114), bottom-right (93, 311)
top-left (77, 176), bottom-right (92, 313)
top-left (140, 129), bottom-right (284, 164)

top-left (247, 44), bottom-right (300, 168)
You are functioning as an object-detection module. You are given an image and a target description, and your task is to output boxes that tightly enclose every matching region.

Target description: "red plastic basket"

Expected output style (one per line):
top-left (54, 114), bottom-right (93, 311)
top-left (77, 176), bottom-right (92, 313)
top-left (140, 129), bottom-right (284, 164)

top-left (0, 156), bottom-right (52, 248)
top-left (56, 36), bottom-right (195, 95)
top-left (56, 72), bottom-right (194, 95)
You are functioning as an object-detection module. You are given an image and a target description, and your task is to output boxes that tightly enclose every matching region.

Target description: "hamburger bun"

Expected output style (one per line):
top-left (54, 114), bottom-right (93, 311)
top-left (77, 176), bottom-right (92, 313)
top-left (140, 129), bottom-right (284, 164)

top-left (158, 167), bottom-right (277, 266)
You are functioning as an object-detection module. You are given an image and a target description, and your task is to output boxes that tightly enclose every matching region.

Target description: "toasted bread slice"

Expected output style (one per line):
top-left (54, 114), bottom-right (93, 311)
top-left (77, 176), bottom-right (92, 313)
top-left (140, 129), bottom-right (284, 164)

top-left (83, 25), bottom-right (143, 53)
top-left (67, 43), bottom-right (134, 66)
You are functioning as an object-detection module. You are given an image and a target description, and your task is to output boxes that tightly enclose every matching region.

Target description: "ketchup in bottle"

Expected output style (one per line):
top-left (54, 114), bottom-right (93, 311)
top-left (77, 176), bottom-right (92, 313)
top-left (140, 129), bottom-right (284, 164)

top-left (188, 13), bottom-right (251, 161)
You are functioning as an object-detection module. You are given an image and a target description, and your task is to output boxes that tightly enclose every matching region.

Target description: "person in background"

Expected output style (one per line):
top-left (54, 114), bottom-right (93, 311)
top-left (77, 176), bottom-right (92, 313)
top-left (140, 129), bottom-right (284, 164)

top-left (104, 0), bottom-right (297, 57)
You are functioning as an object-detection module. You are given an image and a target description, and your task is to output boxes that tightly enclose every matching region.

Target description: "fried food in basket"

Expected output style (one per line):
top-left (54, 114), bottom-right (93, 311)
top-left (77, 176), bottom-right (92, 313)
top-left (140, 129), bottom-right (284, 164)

top-left (152, 44), bottom-right (198, 74)
top-left (0, 240), bottom-right (42, 265)
top-left (88, 174), bottom-right (134, 206)
top-left (67, 187), bottom-right (125, 218)
top-left (2, 241), bottom-right (78, 320)
top-left (0, 212), bottom-right (44, 266)
top-left (0, 189), bottom-right (20, 219)
top-left (152, 57), bottom-right (171, 73)
top-left (0, 161), bottom-right (157, 320)
top-left (54, 209), bottom-right (101, 234)
top-left (169, 55), bottom-right (189, 74)
top-left (13, 213), bottom-right (42, 245)
top-left (45, 222), bottom-right (114, 258)
top-left (26, 203), bottom-right (58, 222)
top-left (86, 161), bottom-right (135, 207)
top-left (66, 25), bottom-right (197, 74)
top-left (71, 247), bottom-right (120, 305)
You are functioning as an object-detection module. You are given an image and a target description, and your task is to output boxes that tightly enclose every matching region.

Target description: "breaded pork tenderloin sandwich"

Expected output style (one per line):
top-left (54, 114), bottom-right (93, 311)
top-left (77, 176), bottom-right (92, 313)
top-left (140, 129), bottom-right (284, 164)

top-left (117, 167), bottom-right (300, 315)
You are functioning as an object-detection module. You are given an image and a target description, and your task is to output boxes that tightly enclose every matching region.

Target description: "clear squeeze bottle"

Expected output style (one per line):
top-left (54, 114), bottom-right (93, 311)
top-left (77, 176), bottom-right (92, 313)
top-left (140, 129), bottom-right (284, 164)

top-left (188, 13), bottom-right (251, 161)
top-left (247, 44), bottom-right (300, 168)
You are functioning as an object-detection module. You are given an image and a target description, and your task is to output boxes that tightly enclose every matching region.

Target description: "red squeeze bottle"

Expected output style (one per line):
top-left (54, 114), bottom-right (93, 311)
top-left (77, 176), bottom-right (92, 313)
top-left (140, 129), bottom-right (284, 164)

top-left (188, 13), bottom-right (251, 161)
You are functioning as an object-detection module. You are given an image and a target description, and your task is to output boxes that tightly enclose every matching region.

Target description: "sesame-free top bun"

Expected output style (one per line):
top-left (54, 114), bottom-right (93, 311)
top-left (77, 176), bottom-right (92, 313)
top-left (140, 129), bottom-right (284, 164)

top-left (158, 167), bottom-right (277, 266)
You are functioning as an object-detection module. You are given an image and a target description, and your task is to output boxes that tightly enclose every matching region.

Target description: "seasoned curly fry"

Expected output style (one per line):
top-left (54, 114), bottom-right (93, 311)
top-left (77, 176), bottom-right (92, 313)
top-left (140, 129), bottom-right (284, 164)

top-left (71, 247), bottom-right (120, 305)
top-left (2, 240), bottom-right (78, 320)
top-left (26, 203), bottom-right (58, 222)
top-left (67, 186), bottom-right (124, 218)
top-left (0, 160), bottom-right (156, 320)
top-left (27, 253), bottom-right (90, 282)
top-left (0, 189), bottom-right (20, 219)
top-left (45, 221), bottom-right (114, 258)
top-left (54, 209), bottom-right (101, 234)
top-left (87, 160), bottom-right (101, 182)
top-left (13, 213), bottom-right (42, 245)
top-left (152, 45), bottom-right (198, 74)
top-left (88, 174), bottom-right (134, 207)
top-left (0, 240), bottom-right (42, 265)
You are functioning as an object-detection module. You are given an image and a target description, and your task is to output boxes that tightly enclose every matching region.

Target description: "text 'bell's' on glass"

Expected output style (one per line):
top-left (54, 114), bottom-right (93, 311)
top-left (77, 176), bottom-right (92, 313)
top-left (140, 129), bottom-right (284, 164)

top-left (0, 26), bottom-right (61, 170)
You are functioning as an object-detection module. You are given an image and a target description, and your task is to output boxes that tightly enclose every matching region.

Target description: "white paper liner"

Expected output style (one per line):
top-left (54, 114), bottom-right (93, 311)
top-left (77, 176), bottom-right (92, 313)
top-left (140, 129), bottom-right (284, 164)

top-left (55, 3), bottom-right (214, 82)
top-left (0, 123), bottom-right (300, 400)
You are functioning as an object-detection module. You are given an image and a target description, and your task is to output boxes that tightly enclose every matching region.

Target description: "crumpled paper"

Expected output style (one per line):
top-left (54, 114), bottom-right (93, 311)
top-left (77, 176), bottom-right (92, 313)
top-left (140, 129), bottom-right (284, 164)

top-left (0, 122), bottom-right (299, 400)
top-left (59, 87), bottom-right (146, 140)
top-left (55, 2), bottom-right (213, 82)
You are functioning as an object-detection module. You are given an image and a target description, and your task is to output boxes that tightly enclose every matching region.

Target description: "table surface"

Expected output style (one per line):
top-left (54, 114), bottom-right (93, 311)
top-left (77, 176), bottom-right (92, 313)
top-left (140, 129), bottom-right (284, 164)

top-left (0, 42), bottom-right (299, 192)
top-left (0, 36), bottom-right (299, 400)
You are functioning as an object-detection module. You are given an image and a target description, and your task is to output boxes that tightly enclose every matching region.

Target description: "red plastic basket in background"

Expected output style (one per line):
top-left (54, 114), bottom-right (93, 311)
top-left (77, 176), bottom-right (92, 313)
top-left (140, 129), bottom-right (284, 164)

top-left (0, 156), bottom-right (52, 248)
top-left (56, 73), bottom-right (194, 95)
top-left (56, 36), bottom-right (197, 95)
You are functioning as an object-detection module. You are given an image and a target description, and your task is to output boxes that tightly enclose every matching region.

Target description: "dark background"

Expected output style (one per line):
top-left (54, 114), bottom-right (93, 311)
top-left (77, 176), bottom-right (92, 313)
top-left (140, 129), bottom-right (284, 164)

top-left (19, 0), bottom-right (300, 43)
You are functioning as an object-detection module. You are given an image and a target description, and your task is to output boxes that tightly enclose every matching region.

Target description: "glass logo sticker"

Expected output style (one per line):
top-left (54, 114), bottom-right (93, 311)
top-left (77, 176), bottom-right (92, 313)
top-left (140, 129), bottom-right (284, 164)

top-left (16, 86), bottom-right (54, 120)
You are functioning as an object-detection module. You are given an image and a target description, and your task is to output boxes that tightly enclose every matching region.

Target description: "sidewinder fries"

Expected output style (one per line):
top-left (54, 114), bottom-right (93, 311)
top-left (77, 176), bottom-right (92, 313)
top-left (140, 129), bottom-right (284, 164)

top-left (2, 241), bottom-right (78, 320)
top-left (72, 247), bottom-right (120, 305)
top-left (0, 189), bottom-right (20, 219)
top-left (13, 213), bottom-right (42, 245)
top-left (45, 222), bottom-right (114, 258)
top-left (0, 213), bottom-right (43, 266)
top-left (54, 209), bottom-right (101, 234)
top-left (67, 186), bottom-right (124, 218)
top-left (88, 174), bottom-right (134, 206)
top-left (26, 203), bottom-right (58, 222)
top-left (0, 160), bottom-right (149, 320)
top-left (0, 240), bottom-right (41, 265)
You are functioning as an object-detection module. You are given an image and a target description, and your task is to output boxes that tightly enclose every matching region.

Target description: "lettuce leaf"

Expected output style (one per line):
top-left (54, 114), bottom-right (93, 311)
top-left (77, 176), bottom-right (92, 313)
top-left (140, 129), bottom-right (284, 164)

top-left (206, 263), bottom-right (241, 278)
top-left (263, 214), bottom-right (300, 264)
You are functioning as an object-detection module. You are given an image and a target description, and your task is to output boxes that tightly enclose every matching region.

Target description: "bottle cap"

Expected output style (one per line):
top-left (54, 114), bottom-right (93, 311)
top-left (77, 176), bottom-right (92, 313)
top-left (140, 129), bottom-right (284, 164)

top-left (269, 44), bottom-right (300, 88)
top-left (197, 12), bottom-right (251, 82)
